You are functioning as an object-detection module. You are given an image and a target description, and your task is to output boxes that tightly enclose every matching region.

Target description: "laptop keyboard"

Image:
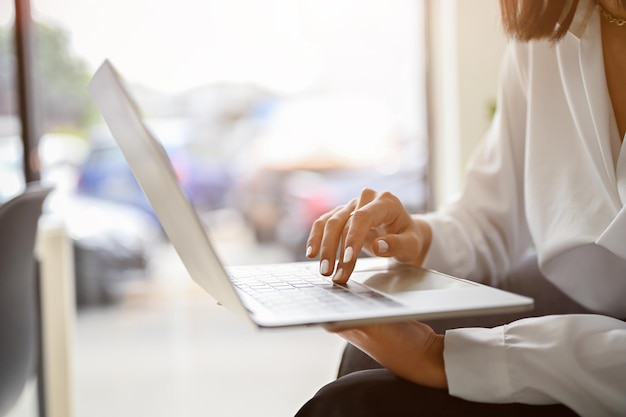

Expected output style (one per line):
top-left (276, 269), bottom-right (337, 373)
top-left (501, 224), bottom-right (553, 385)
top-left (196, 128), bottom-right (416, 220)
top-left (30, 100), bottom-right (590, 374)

top-left (227, 265), bottom-right (402, 314)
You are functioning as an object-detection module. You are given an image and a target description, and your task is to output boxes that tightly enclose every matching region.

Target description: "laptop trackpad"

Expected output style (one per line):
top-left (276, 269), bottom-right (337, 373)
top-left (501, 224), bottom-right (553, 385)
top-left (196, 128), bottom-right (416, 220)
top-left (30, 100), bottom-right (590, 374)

top-left (348, 266), bottom-right (476, 294)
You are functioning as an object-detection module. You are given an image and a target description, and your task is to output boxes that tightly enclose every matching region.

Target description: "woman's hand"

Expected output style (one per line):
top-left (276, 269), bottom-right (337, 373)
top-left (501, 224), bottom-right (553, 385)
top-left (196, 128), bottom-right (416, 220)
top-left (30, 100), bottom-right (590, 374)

top-left (328, 321), bottom-right (448, 389)
top-left (308, 192), bottom-right (443, 387)
top-left (305, 188), bottom-right (432, 284)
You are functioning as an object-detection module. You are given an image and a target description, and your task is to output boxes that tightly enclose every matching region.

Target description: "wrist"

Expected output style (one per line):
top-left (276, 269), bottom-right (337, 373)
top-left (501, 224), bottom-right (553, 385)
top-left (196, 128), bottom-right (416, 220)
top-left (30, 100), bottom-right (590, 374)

top-left (412, 217), bottom-right (432, 266)
top-left (425, 333), bottom-right (448, 389)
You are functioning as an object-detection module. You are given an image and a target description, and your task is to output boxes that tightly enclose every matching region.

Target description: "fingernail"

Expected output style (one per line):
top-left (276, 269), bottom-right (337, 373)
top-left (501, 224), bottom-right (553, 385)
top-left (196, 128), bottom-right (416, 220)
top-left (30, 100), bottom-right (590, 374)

top-left (377, 240), bottom-right (389, 253)
top-left (332, 268), bottom-right (344, 283)
top-left (306, 246), bottom-right (313, 258)
top-left (342, 246), bottom-right (354, 263)
top-left (320, 259), bottom-right (330, 275)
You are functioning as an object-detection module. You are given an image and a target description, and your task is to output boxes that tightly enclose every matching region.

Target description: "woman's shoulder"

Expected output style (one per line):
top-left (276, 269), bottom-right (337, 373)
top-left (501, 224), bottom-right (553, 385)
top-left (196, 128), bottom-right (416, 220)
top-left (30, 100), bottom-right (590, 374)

top-left (502, 38), bottom-right (570, 89)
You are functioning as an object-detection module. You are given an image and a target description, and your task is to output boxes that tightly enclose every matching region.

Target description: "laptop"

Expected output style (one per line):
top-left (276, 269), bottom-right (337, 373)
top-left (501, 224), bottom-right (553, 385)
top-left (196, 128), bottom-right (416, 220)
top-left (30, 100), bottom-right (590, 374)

top-left (87, 60), bottom-right (533, 329)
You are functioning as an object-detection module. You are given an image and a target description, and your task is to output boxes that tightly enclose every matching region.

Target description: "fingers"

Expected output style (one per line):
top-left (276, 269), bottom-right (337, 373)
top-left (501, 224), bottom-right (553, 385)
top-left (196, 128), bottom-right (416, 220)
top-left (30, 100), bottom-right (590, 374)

top-left (305, 189), bottom-right (422, 284)
top-left (306, 188), bottom-right (402, 284)
top-left (305, 190), bottom-right (374, 279)
top-left (331, 189), bottom-right (377, 283)
top-left (320, 189), bottom-right (377, 284)
top-left (330, 194), bottom-right (390, 283)
top-left (306, 198), bottom-right (357, 277)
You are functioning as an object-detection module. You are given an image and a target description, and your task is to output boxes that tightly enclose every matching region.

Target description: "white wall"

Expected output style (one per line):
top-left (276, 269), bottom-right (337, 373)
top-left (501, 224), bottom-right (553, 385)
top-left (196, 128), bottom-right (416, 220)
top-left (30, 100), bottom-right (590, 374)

top-left (428, 0), bottom-right (507, 208)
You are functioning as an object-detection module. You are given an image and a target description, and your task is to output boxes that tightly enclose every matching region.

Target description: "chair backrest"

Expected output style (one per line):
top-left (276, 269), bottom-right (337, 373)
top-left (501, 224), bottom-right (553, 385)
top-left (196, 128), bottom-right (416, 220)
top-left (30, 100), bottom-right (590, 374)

top-left (0, 184), bottom-right (52, 416)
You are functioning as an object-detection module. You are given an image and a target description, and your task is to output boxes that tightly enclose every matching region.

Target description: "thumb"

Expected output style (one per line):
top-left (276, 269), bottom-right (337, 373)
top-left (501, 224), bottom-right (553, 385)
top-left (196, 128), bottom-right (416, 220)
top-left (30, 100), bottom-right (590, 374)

top-left (374, 233), bottom-right (424, 266)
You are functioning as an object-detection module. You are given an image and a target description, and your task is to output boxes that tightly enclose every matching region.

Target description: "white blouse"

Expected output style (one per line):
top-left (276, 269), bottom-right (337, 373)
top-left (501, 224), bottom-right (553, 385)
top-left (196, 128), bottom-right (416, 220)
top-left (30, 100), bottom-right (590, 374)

top-left (421, 2), bottom-right (626, 415)
top-left (444, 315), bottom-right (626, 416)
top-left (422, 2), bottom-right (626, 317)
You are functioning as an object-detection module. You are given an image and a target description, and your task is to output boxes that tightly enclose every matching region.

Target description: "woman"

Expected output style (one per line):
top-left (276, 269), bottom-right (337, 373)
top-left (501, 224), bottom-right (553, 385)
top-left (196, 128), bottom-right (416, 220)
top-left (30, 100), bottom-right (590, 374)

top-left (296, 0), bottom-right (626, 415)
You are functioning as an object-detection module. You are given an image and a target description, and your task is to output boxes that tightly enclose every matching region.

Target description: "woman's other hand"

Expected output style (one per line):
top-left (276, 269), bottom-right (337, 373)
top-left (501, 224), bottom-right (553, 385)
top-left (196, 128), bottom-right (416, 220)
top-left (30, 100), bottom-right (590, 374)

top-left (305, 188), bottom-right (432, 284)
top-left (328, 320), bottom-right (447, 389)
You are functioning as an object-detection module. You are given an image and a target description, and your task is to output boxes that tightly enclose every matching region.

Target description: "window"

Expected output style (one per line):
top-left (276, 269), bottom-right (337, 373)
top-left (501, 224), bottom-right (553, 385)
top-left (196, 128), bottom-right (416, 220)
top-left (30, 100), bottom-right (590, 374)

top-left (4, 2), bottom-right (431, 415)
top-left (28, 0), bottom-right (429, 263)
top-left (0, 1), bottom-right (22, 202)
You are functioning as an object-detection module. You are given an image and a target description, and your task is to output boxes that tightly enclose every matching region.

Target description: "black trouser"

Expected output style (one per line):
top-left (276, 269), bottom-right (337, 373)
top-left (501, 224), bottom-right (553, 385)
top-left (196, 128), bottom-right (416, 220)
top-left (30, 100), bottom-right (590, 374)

top-left (296, 256), bottom-right (591, 416)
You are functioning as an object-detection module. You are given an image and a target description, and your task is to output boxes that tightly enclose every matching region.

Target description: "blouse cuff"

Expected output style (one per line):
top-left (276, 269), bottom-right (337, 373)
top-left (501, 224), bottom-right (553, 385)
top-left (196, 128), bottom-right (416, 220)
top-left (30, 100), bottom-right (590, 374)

top-left (443, 326), bottom-right (513, 403)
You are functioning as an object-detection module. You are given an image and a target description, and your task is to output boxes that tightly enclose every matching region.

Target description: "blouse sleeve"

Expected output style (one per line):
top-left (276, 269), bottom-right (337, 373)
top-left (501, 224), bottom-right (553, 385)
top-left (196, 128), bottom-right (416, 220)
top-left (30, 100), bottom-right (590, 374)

top-left (420, 42), bottom-right (533, 284)
top-left (443, 314), bottom-right (626, 417)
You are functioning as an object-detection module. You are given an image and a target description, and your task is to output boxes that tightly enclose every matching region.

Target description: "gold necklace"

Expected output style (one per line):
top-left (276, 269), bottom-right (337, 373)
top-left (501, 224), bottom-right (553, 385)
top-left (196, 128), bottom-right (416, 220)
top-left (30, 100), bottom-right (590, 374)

top-left (598, 3), bottom-right (626, 26)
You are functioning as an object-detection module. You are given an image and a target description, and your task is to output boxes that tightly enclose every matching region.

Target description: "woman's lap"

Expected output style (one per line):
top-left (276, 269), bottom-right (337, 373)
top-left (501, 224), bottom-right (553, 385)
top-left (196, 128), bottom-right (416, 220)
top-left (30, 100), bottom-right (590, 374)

top-left (296, 368), bottom-right (579, 417)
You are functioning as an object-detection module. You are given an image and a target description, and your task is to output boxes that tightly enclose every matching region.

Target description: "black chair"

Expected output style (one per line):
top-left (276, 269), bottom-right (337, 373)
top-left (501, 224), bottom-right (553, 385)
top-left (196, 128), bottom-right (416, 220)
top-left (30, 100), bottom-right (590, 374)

top-left (0, 184), bottom-right (52, 416)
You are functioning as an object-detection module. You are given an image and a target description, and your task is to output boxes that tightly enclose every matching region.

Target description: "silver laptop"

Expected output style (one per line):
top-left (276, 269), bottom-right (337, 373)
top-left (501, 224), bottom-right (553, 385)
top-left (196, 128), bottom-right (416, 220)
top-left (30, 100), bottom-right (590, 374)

top-left (88, 60), bottom-right (533, 329)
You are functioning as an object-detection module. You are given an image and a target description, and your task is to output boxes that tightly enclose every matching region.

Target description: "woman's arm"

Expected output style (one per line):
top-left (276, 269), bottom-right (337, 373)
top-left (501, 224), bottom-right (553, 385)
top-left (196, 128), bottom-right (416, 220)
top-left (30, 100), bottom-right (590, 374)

top-left (334, 314), bottom-right (626, 417)
top-left (420, 41), bottom-right (532, 284)
top-left (445, 314), bottom-right (626, 417)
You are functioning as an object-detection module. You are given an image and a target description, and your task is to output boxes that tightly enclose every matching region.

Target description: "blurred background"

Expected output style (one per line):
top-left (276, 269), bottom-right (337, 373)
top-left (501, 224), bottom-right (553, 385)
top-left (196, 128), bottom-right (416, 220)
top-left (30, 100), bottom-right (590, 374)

top-left (1, 0), bottom-right (505, 416)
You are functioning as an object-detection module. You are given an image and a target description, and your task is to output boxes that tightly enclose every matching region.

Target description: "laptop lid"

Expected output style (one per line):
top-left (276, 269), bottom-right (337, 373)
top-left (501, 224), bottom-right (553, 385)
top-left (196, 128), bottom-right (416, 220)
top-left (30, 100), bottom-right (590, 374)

top-left (87, 60), bottom-right (254, 325)
top-left (88, 60), bottom-right (533, 329)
